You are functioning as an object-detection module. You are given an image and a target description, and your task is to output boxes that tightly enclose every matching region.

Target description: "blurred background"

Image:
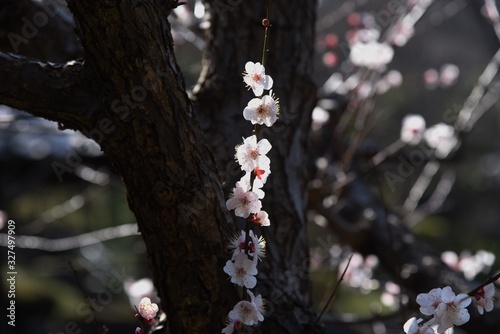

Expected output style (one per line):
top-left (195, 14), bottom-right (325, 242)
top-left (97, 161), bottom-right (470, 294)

top-left (1, 0), bottom-right (500, 333)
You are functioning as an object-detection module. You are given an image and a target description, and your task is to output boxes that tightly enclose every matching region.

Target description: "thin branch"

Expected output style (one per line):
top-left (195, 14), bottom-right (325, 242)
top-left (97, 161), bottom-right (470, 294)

top-left (0, 223), bottom-right (139, 252)
top-left (0, 52), bottom-right (100, 131)
top-left (314, 253), bottom-right (353, 325)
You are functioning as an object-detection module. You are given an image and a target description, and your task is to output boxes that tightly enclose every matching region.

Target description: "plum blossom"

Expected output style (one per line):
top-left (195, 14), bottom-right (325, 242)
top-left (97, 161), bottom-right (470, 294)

top-left (138, 297), bottom-right (159, 324)
top-left (416, 287), bottom-right (443, 316)
top-left (349, 41), bottom-right (394, 70)
top-left (228, 300), bottom-right (262, 326)
top-left (247, 289), bottom-right (265, 321)
top-left (223, 253), bottom-right (258, 288)
top-left (474, 283), bottom-right (495, 315)
top-left (403, 317), bottom-right (434, 334)
top-left (424, 123), bottom-right (459, 158)
top-left (250, 210), bottom-right (271, 227)
top-left (243, 94), bottom-right (279, 127)
top-left (243, 61), bottom-right (273, 96)
top-left (226, 183), bottom-right (262, 218)
top-left (221, 316), bottom-right (242, 334)
top-left (238, 172), bottom-right (267, 199)
top-left (226, 290), bottom-right (264, 327)
top-left (228, 230), bottom-right (266, 260)
top-left (236, 135), bottom-right (271, 172)
top-left (434, 286), bottom-right (471, 332)
top-left (401, 114), bottom-right (426, 145)
top-left (441, 250), bottom-right (495, 280)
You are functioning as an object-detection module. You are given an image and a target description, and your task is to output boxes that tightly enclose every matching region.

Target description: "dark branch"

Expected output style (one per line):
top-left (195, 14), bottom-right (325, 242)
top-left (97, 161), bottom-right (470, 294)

top-left (0, 52), bottom-right (101, 131)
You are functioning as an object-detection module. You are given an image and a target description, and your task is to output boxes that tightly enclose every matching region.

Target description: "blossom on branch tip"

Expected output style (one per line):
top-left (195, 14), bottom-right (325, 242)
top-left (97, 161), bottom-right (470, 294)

top-left (223, 253), bottom-right (258, 288)
top-left (226, 183), bottom-right (262, 218)
top-left (474, 283), bottom-right (495, 315)
top-left (236, 135), bottom-right (271, 172)
top-left (243, 61), bottom-right (273, 96)
top-left (138, 297), bottom-right (159, 323)
top-left (243, 94), bottom-right (279, 127)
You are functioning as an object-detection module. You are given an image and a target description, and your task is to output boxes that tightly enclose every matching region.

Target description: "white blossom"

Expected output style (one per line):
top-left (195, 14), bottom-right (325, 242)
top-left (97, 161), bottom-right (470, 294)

top-left (401, 114), bottom-right (426, 145)
top-left (474, 283), bottom-right (495, 315)
top-left (243, 94), bottom-right (279, 127)
top-left (243, 61), bottom-right (273, 96)
top-left (236, 135), bottom-right (271, 172)
top-left (349, 41), bottom-right (394, 70)
top-left (434, 286), bottom-right (471, 332)
top-left (403, 317), bottom-right (434, 334)
top-left (223, 253), bottom-right (258, 288)
top-left (416, 287), bottom-right (442, 316)
top-left (251, 210), bottom-right (271, 227)
top-left (424, 123), bottom-right (459, 158)
top-left (247, 289), bottom-right (265, 321)
top-left (228, 299), bottom-right (262, 326)
top-left (226, 183), bottom-right (262, 218)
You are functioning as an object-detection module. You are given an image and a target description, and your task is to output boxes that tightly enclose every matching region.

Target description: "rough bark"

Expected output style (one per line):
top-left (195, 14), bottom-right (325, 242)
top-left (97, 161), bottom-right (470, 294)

top-left (1, 0), bottom-right (241, 332)
top-left (192, 1), bottom-right (318, 332)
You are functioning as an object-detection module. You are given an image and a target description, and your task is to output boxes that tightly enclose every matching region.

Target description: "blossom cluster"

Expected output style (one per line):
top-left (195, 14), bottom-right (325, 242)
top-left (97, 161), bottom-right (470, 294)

top-left (404, 283), bottom-right (496, 333)
top-left (400, 114), bottom-right (460, 158)
top-left (222, 61), bottom-right (279, 333)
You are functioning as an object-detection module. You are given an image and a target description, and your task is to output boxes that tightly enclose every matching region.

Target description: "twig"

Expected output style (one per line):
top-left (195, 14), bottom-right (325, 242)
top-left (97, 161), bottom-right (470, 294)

top-left (314, 253), bottom-right (353, 325)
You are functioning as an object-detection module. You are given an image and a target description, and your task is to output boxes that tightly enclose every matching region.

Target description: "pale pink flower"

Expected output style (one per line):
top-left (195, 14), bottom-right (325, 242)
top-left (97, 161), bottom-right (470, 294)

top-left (401, 114), bottom-right (426, 145)
top-left (349, 41), bottom-right (394, 70)
top-left (243, 61), bottom-right (273, 96)
top-left (138, 297), bottom-right (159, 321)
top-left (251, 210), bottom-right (271, 227)
top-left (416, 287), bottom-right (442, 316)
top-left (221, 316), bottom-right (242, 334)
top-left (424, 123), bottom-right (459, 158)
top-left (238, 173), bottom-right (266, 199)
top-left (434, 286), bottom-right (471, 332)
top-left (403, 317), bottom-right (434, 334)
top-left (474, 283), bottom-right (495, 315)
top-left (247, 289), bottom-right (265, 321)
top-left (235, 135), bottom-right (271, 172)
top-left (223, 253), bottom-right (258, 288)
top-left (226, 183), bottom-right (262, 218)
top-left (243, 94), bottom-right (279, 127)
top-left (228, 298), bottom-right (263, 326)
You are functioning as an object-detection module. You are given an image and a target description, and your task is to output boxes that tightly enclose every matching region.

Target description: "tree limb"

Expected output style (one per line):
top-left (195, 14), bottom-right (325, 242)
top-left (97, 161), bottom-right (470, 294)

top-left (0, 52), bottom-right (100, 131)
